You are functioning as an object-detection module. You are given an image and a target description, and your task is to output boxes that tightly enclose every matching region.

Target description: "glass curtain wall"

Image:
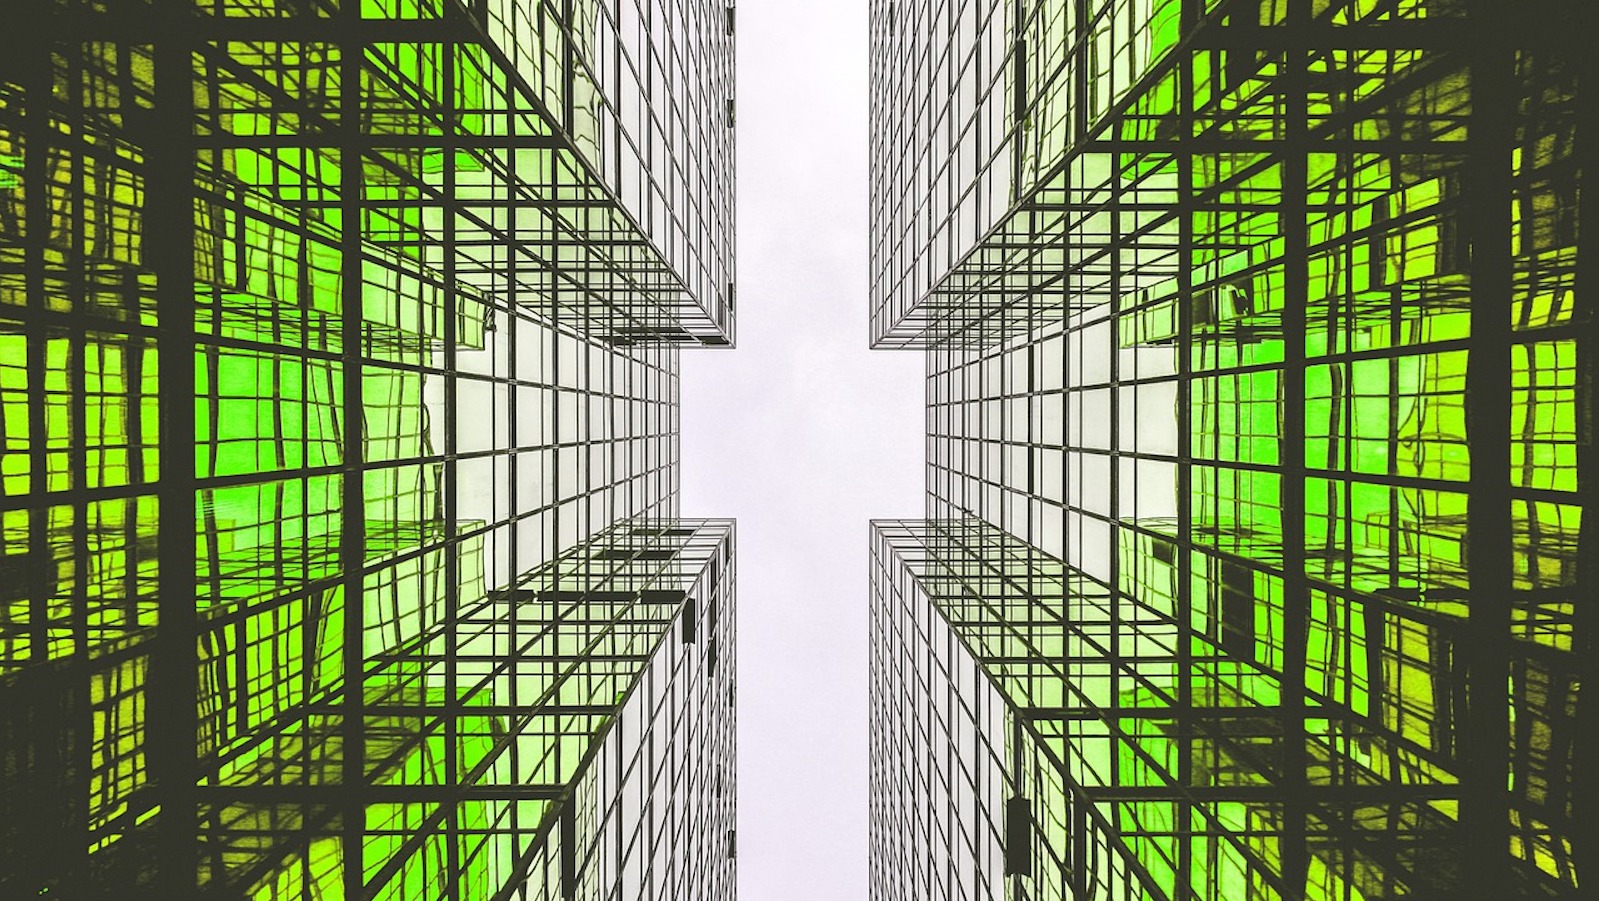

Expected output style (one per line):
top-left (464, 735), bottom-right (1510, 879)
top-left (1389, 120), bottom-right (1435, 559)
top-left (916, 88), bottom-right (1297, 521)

top-left (869, 1), bottom-right (1591, 898)
top-left (0, 0), bottom-right (737, 898)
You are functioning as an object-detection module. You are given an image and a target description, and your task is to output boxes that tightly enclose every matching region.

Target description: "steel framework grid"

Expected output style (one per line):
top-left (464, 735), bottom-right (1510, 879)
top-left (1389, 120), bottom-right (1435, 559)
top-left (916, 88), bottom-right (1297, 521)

top-left (869, 0), bottom-right (1593, 899)
top-left (0, 0), bottom-right (739, 898)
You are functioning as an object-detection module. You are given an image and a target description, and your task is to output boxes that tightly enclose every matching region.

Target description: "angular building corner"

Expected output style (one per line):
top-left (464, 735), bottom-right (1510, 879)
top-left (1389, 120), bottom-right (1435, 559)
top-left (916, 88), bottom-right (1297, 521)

top-left (0, 0), bottom-right (738, 898)
top-left (869, 1), bottom-right (1592, 899)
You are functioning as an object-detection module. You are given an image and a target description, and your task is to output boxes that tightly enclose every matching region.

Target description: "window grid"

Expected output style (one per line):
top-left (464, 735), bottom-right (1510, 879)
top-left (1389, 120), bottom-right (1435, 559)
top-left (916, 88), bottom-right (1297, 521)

top-left (0, 1), bottom-right (736, 898)
top-left (872, 0), bottom-right (1589, 898)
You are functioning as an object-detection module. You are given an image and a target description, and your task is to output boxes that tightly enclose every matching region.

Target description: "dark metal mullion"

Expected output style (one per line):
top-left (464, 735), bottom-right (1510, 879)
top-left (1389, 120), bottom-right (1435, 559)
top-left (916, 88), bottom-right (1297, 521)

top-left (956, 585), bottom-right (972, 888)
top-left (1106, 57), bottom-right (1127, 835)
top-left (148, 2), bottom-right (200, 892)
top-left (504, 48), bottom-right (525, 885)
top-left (1569, 1), bottom-right (1599, 882)
top-left (21, 18), bottom-right (51, 694)
top-left (1278, 0), bottom-right (1314, 892)
top-left (1175, 1), bottom-right (1199, 894)
top-left (1460, 0), bottom-right (1517, 893)
top-left (62, 32), bottom-right (96, 897)
top-left (336, 3), bottom-right (368, 896)
top-left (1055, 197), bottom-right (1076, 895)
top-left (440, 27), bottom-right (464, 901)
top-left (548, 53), bottom-right (565, 565)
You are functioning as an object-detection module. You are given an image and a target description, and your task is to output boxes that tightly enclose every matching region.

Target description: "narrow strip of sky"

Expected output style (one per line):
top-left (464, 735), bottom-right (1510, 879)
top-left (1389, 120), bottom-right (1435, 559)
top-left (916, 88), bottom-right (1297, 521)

top-left (681, 3), bottom-right (925, 898)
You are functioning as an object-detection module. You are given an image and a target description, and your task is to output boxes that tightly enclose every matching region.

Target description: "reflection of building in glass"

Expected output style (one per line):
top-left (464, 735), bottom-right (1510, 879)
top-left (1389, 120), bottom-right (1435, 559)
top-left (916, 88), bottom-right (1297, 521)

top-left (869, 1), bottom-right (1590, 898)
top-left (0, 1), bottom-right (736, 897)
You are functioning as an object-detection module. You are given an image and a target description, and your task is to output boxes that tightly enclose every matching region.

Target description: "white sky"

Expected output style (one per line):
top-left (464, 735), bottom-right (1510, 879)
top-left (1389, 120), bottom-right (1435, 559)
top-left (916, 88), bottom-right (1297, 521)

top-left (681, 3), bottom-right (926, 897)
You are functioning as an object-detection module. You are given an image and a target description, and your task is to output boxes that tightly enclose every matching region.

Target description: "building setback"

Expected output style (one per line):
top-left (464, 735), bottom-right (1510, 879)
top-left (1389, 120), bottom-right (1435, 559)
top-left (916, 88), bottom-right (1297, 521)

top-left (869, 1), bottom-right (1591, 899)
top-left (0, 0), bottom-right (737, 898)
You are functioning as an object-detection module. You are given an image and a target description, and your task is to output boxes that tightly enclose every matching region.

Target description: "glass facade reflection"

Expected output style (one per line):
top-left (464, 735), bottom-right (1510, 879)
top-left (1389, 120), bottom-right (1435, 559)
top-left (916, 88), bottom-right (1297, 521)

top-left (0, 1), bottom-right (737, 898)
top-left (870, 0), bottom-right (1590, 898)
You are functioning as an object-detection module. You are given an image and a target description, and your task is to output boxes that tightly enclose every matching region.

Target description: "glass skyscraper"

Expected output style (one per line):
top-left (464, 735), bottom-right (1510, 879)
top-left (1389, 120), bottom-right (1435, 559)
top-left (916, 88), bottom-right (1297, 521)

top-left (869, 1), bottom-right (1590, 898)
top-left (0, 1), bottom-right (737, 898)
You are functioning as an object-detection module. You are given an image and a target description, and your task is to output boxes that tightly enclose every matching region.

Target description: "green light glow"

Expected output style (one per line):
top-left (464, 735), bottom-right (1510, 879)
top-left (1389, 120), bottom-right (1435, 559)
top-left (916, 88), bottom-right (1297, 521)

top-left (1, 0), bottom-right (736, 897)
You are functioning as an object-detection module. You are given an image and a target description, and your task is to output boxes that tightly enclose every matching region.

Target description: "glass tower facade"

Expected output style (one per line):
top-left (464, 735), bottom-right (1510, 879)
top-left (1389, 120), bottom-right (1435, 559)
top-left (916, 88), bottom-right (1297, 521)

top-left (870, 1), bottom-right (1591, 899)
top-left (0, 0), bottom-right (737, 898)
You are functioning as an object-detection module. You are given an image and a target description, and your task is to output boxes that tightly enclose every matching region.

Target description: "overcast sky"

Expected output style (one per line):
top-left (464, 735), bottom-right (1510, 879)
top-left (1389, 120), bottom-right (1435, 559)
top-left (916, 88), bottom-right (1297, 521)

top-left (680, 2), bottom-right (925, 897)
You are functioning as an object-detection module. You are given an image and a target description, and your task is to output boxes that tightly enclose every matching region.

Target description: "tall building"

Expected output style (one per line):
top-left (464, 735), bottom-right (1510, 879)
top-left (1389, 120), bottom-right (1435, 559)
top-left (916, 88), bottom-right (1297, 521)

top-left (0, 1), bottom-right (737, 898)
top-left (869, 1), bottom-right (1591, 899)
